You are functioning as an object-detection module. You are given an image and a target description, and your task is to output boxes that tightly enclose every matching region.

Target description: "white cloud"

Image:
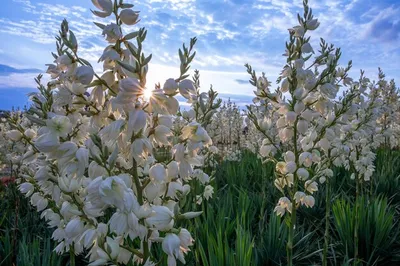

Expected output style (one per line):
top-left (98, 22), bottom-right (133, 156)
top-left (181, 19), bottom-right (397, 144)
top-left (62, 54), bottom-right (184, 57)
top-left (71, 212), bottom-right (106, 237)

top-left (0, 72), bottom-right (43, 89)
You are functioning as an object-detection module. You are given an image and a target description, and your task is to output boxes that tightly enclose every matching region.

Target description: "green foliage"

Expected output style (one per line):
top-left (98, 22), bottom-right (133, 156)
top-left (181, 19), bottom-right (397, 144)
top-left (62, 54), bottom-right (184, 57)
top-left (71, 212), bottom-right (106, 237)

top-left (0, 183), bottom-right (67, 266)
top-left (332, 196), bottom-right (400, 265)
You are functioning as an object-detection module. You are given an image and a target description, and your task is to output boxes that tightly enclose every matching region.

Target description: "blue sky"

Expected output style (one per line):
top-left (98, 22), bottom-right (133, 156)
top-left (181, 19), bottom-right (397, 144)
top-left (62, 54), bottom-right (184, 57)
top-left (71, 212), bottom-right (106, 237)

top-left (0, 0), bottom-right (399, 109)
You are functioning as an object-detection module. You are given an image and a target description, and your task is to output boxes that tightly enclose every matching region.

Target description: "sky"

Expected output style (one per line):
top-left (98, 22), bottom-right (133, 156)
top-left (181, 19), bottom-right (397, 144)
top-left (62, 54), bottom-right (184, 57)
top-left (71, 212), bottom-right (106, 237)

top-left (0, 0), bottom-right (399, 110)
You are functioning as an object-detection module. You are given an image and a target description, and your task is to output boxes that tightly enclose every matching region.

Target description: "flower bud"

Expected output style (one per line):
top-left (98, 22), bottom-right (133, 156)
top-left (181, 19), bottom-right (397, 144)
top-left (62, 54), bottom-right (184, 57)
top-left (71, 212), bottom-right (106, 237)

top-left (181, 211), bottom-right (203, 219)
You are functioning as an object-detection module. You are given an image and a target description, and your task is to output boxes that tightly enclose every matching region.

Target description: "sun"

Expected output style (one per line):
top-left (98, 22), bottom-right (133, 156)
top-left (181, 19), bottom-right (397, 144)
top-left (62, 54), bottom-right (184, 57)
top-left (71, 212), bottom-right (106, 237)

top-left (143, 87), bottom-right (153, 100)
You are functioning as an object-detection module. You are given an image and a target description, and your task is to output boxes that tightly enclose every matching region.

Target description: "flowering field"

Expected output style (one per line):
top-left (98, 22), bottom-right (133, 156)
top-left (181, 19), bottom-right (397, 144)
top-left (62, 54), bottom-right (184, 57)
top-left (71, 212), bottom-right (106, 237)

top-left (1, 0), bottom-right (400, 265)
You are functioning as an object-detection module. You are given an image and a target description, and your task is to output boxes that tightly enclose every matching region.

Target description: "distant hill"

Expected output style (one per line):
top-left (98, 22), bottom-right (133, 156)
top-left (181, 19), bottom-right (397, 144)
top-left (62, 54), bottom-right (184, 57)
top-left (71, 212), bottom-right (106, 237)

top-left (0, 64), bottom-right (42, 75)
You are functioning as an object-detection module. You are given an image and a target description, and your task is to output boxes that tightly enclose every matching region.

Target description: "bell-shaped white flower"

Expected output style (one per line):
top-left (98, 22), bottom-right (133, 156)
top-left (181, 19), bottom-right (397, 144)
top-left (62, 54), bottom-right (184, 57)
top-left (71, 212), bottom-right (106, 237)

top-left (46, 115), bottom-right (72, 138)
top-left (120, 9), bottom-right (139, 25)
top-left (162, 233), bottom-right (181, 265)
top-left (178, 79), bottom-right (196, 100)
top-left (75, 66), bottom-right (94, 85)
top-left (99, 176), bottom-right (138, 211)
top-left (146, 206), bottom-right (174, 231)
top-left (65, 218), bottom-right (85, 238)
top-left (163, 78), bottom-right (178, 95)
top-left (305, 180), bottom-right (318, 194)
top-left (6, 130), bottom-right (22, 141)
top-left (149, 163), bottom-right (167, 183)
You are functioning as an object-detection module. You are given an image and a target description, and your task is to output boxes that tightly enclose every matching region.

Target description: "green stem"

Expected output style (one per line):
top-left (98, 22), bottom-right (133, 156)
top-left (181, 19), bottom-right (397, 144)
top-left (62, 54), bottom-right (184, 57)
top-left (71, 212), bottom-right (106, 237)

top-left (323, 178), bottom-right (330, 266)
top-left (131, 158), bottom-right (150, 263)
top-left (287, 200), bottom-right (297, 266)
top-left (69, 246), bottom-right (75, 266)
top-left (354, 175), bottom-right (360, 265)
top-left (287, 116), bottom-right (299, 266)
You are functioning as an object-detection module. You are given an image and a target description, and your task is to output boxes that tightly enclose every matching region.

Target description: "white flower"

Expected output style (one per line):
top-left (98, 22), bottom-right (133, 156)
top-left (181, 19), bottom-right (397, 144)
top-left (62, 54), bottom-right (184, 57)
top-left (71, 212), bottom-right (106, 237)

top-left (127, 109), bottom-right (147, 137)
top-left (276, 162), bottom-right (287, 174)
top-left (120, 9), bottom-right (139, 25)
top-left (24, 129), bottom-right (36, 139)
top-left (149, 163), bottom-right (167, 183)
top-left (92, 0), bottom-right (113, 17)
top-left (304, 195), bottom-right (315, 207)
top-left (297, 168), bottom-right (309, 180)
top-left (46, 115), bottom-right (72, 138)
top-left (163, 78), bottom-right (178, 95)
top-left (203, 185), bottom-right (214, 200)
top-left (167, 161), bottom-right (179, 179)
top-left (154, 125), bottom-right (172, 146)
top-left (6, 130), bottom-right (22, 141)
top-left (55, 54), bottom-right (73, 69)
top-left (162, 234), bottom-right (181, 265)
top-left (146, 206), bottom-right (174, 231)
top-left (102, 23), bottom-right (123, 43)
top-left (75, 66), bottom-right (94, 85)
top-left (279, 128), bottom-right (294, 142)
top-left (58, 176), bottom-right (81, 193)
top-left (299, 152), bottom-right (313, 167)
top-left (291, 25), bottom-right (305, 37)
top-left (284, 151), bottom-right (295, 162)
top-left (301, 43), bottom-right (314, 54)
top-left (179, 229), bottom-right (194, 250)
top-left (286, 111), bottom-right (297, 124)
top-left (294, 191), bottom-right (306, 204)
top-left (305, 18), bottom-right (320, 30)
top-left (319, 83), bottom-right (338, 99)
top-left (99, 176), bottom-right (138, 211)
top-left (65, 218), bottom-right (84, 238)
top-left (179, 79), bottom-right (196, 100)
top-left (35, 133), bottom-right (60, 153)
top-left (281, 78), bottom-right (290, 93)
top-left (305, 180), bottom-right (318, 194)
top-left (19, 182), bottom-right (34, 197)
top-left (285, 161), bottom-right (297, 174)
top-left (297, 120), bottom-right (308, 134)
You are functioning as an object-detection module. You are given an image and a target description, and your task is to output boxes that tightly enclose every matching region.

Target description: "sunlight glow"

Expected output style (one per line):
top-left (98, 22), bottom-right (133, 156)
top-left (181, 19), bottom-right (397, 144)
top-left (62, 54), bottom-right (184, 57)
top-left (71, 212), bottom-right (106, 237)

top-left (143, 87), bottom-right (153, 100)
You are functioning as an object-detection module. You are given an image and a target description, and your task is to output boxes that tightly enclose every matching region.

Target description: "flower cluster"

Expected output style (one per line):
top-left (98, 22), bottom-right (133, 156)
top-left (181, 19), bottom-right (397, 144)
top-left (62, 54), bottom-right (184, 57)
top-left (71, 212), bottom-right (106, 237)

top-left (3, 1), bottom-right (215, 265)
top-left (245, 1), bottom-right (398, 215)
